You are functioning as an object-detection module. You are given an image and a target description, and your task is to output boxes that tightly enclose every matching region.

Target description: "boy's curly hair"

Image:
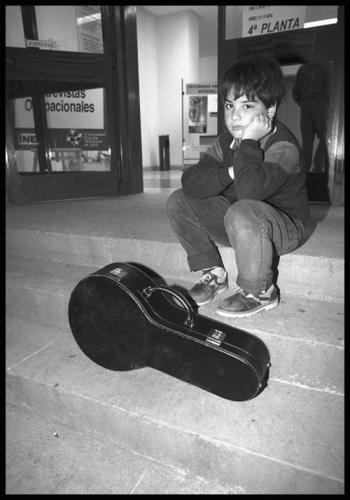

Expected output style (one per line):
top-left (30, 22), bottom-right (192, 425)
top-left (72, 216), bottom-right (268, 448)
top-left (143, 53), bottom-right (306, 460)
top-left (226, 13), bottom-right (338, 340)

top-left (219, 54), bottom-right (286, 108)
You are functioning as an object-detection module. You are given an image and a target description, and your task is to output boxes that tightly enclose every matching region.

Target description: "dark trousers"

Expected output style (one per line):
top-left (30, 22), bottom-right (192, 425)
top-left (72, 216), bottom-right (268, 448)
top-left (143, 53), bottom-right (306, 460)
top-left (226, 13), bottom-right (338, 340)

top-left (166, 189), bottom-right (305, 296)
top-left (300, 99), bottom-right (328, 173)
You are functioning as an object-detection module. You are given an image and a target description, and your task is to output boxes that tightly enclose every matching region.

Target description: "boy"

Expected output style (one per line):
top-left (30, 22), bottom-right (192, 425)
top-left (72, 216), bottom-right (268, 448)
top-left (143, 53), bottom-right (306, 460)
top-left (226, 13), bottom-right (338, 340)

top-left (166, 54), bottom-right (310, 318)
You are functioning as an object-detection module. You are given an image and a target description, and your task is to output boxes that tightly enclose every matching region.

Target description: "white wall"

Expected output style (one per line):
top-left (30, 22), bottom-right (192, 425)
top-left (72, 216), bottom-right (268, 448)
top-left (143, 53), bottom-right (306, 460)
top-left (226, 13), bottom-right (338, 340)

top-left (136, 7), bottom-right (160, 168)
top-left (157, 11), bottom-right (199, 167)
top-left (199, 56), bottom-right (217, 82)
top-left (137, 8), bottom-right (200, 168)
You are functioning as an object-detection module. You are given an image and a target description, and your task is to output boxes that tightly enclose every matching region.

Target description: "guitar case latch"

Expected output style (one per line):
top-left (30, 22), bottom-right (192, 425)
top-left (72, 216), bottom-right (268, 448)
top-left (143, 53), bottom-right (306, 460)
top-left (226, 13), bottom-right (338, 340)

top-left (206, 329), bottom-right (226, 347)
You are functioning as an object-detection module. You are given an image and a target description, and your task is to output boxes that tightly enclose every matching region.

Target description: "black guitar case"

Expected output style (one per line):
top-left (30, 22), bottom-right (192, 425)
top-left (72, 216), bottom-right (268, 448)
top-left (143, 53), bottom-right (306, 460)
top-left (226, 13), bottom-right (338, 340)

top-left (68, 262), bottom-right (271, 401)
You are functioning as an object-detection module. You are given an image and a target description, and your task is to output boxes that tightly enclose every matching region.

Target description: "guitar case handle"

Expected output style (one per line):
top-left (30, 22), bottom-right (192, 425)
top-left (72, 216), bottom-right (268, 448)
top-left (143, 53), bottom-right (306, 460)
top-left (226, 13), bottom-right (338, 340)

top-left (142, 285), bottom-right (195, 329)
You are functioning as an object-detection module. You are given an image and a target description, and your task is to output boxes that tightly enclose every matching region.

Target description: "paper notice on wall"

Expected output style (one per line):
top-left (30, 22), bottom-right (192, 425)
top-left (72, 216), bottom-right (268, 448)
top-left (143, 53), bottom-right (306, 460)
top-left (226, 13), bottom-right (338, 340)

top-left (25, 39), bottom-right (58, 50)
top-left (242, 5), bottom-right (306, 37)
top-left (76, 5), bottom-right (103, 53)
top-left (208, 94), bottom-right (217, 114)
top-left (186, 83), bottom-right (217, 94)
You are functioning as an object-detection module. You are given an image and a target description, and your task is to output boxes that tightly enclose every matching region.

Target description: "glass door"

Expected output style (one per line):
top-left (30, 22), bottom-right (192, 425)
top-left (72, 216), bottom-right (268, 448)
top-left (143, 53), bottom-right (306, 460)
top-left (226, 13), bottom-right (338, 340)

top-left (6, 5), bottom-right (143, 203)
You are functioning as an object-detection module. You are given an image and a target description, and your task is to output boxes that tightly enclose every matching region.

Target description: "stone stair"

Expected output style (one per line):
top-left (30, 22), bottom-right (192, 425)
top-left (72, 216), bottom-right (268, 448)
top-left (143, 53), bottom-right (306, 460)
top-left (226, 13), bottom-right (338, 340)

top-left (6, 194), bottom-right (344, 494)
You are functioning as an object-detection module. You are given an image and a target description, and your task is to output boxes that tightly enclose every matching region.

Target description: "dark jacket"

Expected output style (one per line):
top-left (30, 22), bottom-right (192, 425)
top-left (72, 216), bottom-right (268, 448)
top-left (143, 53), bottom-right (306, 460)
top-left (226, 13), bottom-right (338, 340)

top-left (181, 120), bottom-right (310, 224)
top-left (292, 62), bottom-right (330, 104)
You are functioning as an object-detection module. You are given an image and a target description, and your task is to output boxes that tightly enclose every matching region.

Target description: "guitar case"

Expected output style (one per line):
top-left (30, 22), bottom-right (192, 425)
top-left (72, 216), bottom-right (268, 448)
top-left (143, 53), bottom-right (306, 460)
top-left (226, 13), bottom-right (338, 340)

top-left (68, 262), bottom-right (271, 401)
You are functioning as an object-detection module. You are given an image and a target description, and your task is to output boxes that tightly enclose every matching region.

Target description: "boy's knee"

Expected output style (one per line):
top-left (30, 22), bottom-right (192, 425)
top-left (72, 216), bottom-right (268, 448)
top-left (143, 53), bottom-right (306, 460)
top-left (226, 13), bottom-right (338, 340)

top-left (166, 188), bottom-right (185, 217)
top-left (224, 200), bottom-right (259, 230)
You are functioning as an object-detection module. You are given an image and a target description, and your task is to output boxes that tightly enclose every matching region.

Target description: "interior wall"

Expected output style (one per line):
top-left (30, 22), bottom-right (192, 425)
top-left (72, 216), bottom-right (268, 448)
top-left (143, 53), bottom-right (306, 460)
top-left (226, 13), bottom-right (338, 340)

top-left (157, 11), bottom-right (199, 167)
top-left (137, 8), bottom-right (200, 168)
top-left (136, 7), bottom-right (160, 168)
top-left (199, 56), bottom-right (218, 82)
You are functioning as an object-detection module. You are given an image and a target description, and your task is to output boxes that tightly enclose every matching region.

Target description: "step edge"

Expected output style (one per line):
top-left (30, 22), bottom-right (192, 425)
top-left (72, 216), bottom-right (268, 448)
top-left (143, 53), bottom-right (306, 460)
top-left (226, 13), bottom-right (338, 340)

top-left (6, 227), bottom-right (344, 264)
top-left (6, 370), bottom-right (345, 488)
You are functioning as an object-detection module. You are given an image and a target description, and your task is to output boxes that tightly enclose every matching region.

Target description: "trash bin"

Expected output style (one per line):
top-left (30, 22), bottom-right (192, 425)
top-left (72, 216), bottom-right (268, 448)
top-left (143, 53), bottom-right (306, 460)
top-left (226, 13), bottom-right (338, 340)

top-left (159, 135), bottom-right (170, 171)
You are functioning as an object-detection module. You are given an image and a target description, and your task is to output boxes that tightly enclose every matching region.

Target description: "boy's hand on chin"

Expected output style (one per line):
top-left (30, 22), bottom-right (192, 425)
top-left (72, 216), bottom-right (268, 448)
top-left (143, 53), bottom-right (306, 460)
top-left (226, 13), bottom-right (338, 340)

top-left (242, 113), bottom-right (273, 141)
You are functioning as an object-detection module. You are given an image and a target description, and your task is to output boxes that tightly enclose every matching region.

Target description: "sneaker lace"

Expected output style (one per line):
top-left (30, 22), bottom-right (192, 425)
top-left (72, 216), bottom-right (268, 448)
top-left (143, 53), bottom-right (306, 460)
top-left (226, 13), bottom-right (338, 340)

top-left (240, 289), bottom-right (260, 303)
top-left (198, 272), bottom-right (214, 285)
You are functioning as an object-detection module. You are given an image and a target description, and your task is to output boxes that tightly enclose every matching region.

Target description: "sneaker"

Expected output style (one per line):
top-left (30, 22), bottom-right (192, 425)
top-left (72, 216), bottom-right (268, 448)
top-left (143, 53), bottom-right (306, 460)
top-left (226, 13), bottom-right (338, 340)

top-left (216, 284), bottom-right (279, 318)
top-left (188, 268), bottom-right (228, 306)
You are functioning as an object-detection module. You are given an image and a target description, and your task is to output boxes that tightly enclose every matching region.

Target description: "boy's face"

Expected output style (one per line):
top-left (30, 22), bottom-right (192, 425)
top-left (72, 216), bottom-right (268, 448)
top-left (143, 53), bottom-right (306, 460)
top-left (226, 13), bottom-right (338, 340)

top-left (224, 89), bottom-right (276, 140)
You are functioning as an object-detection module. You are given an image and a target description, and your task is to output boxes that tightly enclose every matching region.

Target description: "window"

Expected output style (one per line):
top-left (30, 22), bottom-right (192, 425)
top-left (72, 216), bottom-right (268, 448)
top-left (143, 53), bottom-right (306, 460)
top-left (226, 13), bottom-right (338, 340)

top-left (14, 87), bottom-right (111, 173)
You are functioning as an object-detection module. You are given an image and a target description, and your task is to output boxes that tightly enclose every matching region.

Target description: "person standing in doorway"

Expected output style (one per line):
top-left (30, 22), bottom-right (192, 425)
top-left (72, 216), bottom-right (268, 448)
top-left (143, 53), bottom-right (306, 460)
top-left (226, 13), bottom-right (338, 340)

top-left (292, 60), bottom-right (330, 173)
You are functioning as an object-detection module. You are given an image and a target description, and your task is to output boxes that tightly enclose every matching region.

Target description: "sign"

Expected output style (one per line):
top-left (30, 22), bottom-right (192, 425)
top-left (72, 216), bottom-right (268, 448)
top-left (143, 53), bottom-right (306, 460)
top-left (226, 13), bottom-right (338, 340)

top-left (14, 128), bottom-right (109, 151)
top-left (17, 131), bottom-right (39, 147)
top-left (25, 39), bottom-right (58, 50)
top-left (186, 83), bottom-right (217, 95)
top-left (14, 88), bottom-right (108, 150)
top-left (15, 89), bottom-right (104, 129)
top-left (242, 5), bottom-right (306, 37)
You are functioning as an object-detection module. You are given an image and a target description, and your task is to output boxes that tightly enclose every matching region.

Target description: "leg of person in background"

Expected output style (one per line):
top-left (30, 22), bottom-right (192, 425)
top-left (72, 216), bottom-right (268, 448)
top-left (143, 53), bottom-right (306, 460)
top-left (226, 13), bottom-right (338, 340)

top-left (312, 100), bottom-right (329, 174)
top-left (300, 102), bottom-right (316, 172)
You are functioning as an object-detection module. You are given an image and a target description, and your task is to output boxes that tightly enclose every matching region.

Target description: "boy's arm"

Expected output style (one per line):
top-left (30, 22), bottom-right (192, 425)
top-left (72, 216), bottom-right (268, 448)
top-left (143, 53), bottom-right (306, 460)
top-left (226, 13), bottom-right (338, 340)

top-left (181, 135), bottom-right (234, 198)
top-left (233, 139), bottom-right (299, 200)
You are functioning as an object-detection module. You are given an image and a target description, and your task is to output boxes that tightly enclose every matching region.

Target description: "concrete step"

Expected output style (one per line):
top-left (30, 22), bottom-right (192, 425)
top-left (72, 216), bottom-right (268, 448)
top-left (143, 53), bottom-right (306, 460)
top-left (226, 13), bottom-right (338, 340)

top-left (5, 257), bottom-right (344, 395)
top-left (6, 256), bottom-right (344, 493)
top-left (5, 196), bottom-right (344, 303)
top-left (6, 402), bottom-right (233, 494)
top-left (5, 226), bottom-right (344, 303)
top-left (6, 196), bottom-right (344, 493)
top-left (6, 313), bottom-right (344, 494)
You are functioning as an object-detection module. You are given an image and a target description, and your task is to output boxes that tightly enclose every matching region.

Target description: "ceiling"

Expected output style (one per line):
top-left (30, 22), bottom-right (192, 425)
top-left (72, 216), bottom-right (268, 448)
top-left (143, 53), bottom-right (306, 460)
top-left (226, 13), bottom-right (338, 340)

top-left (141, 6), bottom-right (218, 56)
top-left (142, 6), bottom-right (218, 23)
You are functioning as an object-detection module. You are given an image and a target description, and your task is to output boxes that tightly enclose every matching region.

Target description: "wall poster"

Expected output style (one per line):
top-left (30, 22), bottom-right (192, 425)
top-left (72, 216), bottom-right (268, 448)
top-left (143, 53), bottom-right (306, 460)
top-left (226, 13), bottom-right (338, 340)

top-left (182, 82), bottom-right (218, 168)
top-left (188, 96), bottom-right (208, 133)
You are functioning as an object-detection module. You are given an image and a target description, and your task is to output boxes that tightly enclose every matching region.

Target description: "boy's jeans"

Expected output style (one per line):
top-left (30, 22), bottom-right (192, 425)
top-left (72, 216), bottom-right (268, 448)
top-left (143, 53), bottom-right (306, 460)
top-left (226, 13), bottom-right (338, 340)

top-left (166, 189), bottom-right (305, 296)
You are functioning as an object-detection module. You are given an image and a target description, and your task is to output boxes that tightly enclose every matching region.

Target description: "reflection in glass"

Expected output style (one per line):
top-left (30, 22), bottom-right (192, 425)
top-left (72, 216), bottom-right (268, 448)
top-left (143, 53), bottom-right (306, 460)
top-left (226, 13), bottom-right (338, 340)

top-left (292, 61), bottom-right (330, 174)
top-left (15, 150), bottom-right (39, 173)
top-left (13, 87), bottom-right (111, 173)
top-left (35, 5), bottom-right (103, 53)
top-left (278, 63), bottom-right (331, 202)
top-left (5, 5), bottom-right (26, 48)
top-left (14, 97), bottom-right (38, 172)
top-left (48, 148), bottom-right (111, 172)
top-left (45, 87), bottom-right (110, 172)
